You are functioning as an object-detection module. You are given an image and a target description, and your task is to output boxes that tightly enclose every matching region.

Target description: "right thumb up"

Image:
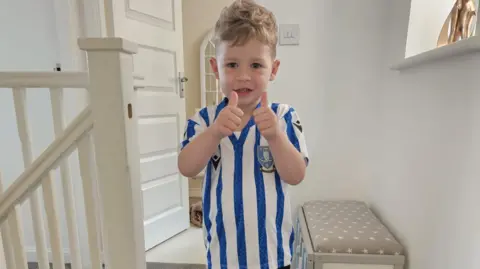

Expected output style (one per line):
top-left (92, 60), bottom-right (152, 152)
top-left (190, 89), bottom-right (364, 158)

top-left (228, 91), bottom-right (238, 107)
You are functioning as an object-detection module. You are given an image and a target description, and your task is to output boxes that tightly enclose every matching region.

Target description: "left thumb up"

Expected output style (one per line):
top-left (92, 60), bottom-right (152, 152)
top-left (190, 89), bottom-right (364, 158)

top-left (261, 91), bottom-right (268, 107)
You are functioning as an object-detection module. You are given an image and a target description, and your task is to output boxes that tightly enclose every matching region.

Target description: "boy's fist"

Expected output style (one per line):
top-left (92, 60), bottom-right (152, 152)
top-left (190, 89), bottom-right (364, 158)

top-left (212, 91), bottom-right (243, 138)
top-left (254, 92), bottom-right (279, 141)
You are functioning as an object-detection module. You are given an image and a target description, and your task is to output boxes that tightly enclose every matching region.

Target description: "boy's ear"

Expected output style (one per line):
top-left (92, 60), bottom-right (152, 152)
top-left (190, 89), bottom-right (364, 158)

top-left (209, 57), bottom-right (220, 79)
top-left (270, 59), bottom-right (280, 81)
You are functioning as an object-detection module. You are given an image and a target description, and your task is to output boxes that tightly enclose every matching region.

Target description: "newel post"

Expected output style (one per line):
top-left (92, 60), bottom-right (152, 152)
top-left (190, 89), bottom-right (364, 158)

top-left (78, 37), bottom-right (146, 269)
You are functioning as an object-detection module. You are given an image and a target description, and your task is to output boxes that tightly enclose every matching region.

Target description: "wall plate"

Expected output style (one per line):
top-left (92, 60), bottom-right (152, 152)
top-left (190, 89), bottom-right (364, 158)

top-left (279, 24), bottom-right (300, 45)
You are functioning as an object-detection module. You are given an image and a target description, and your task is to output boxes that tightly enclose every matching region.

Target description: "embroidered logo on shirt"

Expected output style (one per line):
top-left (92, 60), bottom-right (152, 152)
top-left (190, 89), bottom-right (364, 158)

top-left (293, 120), bottom-right (303, 132)
top-left (211, 154), bottom-right (221, 170)
top-left (257, 146), bottom-right (276, 173)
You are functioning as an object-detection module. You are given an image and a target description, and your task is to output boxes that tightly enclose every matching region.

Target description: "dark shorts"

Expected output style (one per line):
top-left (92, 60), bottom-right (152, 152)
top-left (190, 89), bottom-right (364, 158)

top-left (278, 266), bottom-right (290, 269)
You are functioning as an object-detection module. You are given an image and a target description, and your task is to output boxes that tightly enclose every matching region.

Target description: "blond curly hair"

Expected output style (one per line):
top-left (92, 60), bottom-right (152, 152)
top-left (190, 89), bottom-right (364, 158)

top-left (213, 0), bottom-right (278, 57)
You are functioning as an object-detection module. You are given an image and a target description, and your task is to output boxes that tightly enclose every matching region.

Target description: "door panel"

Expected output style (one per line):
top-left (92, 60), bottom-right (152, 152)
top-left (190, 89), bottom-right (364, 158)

top-left (133, 46), bottom-right (177, 89)
top-left (143, 177), bottom-right (182, 220)
top-left (138, 117), bottom-right (178, 154)
top-left (136, 92), bottom-right (181, 115)
top-left (128, 0), bottom-right (174, 23)
top-left (139, 153), bottom-right (178, 183)
top-left (143, 207), bottom-right (187, 251)
top-left (106, 0), bottom-right (188, 250)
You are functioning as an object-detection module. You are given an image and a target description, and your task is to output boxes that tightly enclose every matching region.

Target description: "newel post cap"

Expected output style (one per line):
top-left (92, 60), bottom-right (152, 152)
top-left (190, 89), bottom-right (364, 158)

top-left (78, 37), bottom-right (138, 54)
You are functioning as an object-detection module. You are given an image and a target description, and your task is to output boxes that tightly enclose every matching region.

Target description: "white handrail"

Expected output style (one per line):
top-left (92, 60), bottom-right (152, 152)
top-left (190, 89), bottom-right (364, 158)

top-left (0, 71), bottom-right (89, 88)
top-left (0, 71), bottom-right (146, 90)
top-left (0, 107), bottom-right (93, 223)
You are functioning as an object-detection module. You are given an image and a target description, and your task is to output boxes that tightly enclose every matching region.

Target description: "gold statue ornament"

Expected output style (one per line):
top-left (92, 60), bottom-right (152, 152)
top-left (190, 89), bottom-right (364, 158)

top-left (437, 0), bottom-right (477, 47)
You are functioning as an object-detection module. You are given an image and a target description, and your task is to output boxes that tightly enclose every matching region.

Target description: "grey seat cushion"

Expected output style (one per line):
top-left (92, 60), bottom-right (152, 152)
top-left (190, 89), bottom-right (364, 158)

top-left (303, 200), bottom-right (404, 256)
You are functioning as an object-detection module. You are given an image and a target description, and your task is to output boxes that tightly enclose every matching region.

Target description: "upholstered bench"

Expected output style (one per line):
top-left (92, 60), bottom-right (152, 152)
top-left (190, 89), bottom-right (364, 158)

top-left (292, 200), bottom-right (405, 269)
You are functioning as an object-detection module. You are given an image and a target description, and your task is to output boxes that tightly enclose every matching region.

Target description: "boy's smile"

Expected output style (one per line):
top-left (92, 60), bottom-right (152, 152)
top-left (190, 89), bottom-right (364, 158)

top-left (232, 87), bottom-right (253, 98)
top-left (210, 38), bottom-right (280, 111)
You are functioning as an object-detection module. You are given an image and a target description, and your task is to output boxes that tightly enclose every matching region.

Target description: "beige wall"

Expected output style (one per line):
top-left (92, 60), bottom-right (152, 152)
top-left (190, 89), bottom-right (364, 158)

top-left (182, 0), bottom-right (233, 197)
top-left (181, 0), bottom-right (233, 118)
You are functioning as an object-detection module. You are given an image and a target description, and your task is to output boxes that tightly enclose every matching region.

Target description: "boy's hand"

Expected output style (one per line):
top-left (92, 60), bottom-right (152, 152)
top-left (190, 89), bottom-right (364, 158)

top-left (212, 91), bottom-right (243, 139)
top-left (254, 92), bottom-right (279, 141)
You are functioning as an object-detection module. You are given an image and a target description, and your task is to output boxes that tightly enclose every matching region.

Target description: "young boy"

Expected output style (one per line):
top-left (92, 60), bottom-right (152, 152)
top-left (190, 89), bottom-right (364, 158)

top-left (178, 1), bottom-right (308, 268)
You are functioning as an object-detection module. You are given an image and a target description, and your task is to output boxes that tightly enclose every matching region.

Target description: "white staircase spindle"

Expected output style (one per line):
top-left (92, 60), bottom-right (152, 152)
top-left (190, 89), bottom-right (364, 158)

top-left (78, 133), bottom-right (103, 269)
top-left (7, 208), bottom-right (28, 269)
top-left (12, 88), bottom-right (50, 269)
top-left (49, 87), bottom-right (82, 269)
top-left (0, 171), bottom-right (28, 269)
top-left (0, 231), bottom-right (8, 269)
top-left (0, 173), bottom-right (16, 269)
top-left (42, 171), bottom-right (65, 269)
top-left (0, 224), bottom-right (14, 269)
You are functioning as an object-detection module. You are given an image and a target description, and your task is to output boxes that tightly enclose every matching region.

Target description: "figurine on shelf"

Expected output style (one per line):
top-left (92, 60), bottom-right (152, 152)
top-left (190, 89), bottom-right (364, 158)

top-left (437, 0), bottom-right (477, 47)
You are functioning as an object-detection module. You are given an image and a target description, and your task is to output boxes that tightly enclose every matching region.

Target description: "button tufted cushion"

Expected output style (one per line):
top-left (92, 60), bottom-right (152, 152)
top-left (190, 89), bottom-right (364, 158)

top-left (303, 200), bottom-right (404, 256)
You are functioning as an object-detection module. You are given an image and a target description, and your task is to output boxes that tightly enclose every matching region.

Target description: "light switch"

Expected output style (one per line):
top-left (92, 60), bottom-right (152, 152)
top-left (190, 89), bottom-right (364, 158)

top-left (279, 24), bottom-right (300, 45)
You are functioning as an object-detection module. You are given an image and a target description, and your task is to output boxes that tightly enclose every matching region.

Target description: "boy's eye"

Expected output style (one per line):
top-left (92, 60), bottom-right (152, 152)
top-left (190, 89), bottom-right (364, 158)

top-left (226, 62), bottom-right (238, 68)
top-left (251, 63), bottom-right (263, 68)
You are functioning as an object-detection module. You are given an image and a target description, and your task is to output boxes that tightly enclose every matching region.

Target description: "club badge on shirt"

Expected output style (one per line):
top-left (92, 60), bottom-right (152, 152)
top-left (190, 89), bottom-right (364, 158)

top-left (258, 146), bottom-right (276, 173)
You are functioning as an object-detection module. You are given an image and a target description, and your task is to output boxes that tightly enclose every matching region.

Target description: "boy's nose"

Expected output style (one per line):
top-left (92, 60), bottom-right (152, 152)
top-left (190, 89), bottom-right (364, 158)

top-left (236, 70), bottom-right (251, 81)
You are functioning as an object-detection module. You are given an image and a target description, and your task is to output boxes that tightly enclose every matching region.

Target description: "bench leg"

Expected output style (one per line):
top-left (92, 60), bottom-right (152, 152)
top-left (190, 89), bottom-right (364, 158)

top-left (310, 261), bottom-right (321, 269)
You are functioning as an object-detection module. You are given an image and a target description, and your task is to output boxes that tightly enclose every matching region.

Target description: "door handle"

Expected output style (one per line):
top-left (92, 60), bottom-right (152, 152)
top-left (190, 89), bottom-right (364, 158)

top-left (179, 72), bottom-right (188, 98)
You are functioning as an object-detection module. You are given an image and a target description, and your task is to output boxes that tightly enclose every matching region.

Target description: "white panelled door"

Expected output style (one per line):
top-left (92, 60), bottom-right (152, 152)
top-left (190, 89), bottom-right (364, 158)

top-left (104, 0), bottom-right (189, 250)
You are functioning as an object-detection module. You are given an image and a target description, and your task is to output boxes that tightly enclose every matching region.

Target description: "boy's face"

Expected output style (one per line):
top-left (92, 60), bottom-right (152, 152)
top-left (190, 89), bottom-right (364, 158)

top-left (210, 38), bottom-right (280, 109)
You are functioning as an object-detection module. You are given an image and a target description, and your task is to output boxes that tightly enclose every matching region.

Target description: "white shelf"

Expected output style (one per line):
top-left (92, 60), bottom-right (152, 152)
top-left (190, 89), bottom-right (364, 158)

top-left (390, 35), bottom-right (480, 70)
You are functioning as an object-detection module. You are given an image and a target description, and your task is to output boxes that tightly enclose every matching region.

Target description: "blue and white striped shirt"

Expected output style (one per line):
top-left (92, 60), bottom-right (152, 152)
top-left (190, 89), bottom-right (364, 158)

top-left (181, 98), bottom-right (309, 269)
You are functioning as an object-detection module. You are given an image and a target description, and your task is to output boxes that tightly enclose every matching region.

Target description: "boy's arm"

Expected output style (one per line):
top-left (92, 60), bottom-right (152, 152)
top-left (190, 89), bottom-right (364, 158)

top-left (268, 130), bottom-right (307, 185)
top-left (256, 101), bottom-right (309, 185)
top-left (178, 126), bottom-right (221, 177)
top-left (178, 93), bottom-right (243, 178)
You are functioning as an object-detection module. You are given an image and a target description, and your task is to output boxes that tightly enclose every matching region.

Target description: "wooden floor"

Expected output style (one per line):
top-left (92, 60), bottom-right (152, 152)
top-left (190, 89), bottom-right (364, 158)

top-left (146, 226), bottom-right (206, 265)
top-left (145, 197), bottom-right (205, 266)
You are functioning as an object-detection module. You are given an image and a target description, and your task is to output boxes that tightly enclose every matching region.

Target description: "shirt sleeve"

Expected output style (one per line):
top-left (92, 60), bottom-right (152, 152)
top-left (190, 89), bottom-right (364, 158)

top-left (281, 106), bottom-right (309, 166)
top-left (180, 108), bottom-right (209, 150)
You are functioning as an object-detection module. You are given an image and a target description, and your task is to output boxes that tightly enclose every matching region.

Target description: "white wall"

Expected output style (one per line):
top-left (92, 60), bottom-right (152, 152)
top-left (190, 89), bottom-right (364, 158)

top-left (260, 0), bottom-right (480, 269)
top-left (372, 1), bottom-right (480, 269)
top-left (0, 0), bottom-right (90, 264)
top-left (259, 0), bottom-right (328, 208)
top-left (259, 0), bottom-right (386, 209)
top-left (406, 0), bottom-right (480, 57)
top-left (405, 0), bottom-right (453, 57)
